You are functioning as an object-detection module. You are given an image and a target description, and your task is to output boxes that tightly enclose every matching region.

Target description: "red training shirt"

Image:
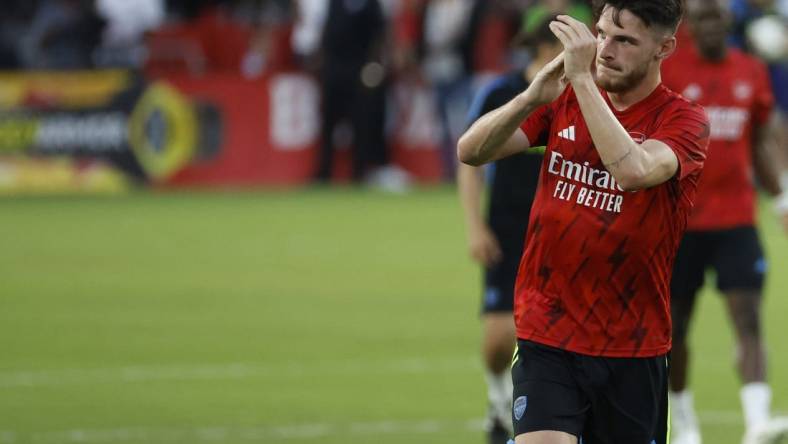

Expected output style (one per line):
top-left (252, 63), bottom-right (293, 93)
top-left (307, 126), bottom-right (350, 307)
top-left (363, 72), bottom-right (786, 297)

top-left (515, 84), bottom-right (709, 357)
top-left (662, 45), bottom-right (774, 230)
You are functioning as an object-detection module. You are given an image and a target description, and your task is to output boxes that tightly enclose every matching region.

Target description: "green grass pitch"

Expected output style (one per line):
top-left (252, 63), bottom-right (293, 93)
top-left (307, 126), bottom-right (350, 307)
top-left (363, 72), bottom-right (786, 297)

top-left (0, 187), bottom-right (785, 444)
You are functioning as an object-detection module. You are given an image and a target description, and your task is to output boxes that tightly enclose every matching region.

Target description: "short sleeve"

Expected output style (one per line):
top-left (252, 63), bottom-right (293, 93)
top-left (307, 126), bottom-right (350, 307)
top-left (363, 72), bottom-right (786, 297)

top-left (751, 60), bottom-right (775, 126)
top-left (650, 102), bottom-right (710, 181)
top-left (520, 102), bottom-right (554, 147)
top-left (660, 48), bottom-right (685, 92)
top-left (465, 78), bottom-right (504, 128)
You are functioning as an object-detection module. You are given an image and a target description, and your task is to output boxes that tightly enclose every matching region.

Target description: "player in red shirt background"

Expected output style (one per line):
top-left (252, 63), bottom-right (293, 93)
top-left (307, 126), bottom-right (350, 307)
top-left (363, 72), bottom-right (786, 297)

top-left (661, 1), bottom-right (788, 443)
top-left (458, 0), bottom-right (709, 442)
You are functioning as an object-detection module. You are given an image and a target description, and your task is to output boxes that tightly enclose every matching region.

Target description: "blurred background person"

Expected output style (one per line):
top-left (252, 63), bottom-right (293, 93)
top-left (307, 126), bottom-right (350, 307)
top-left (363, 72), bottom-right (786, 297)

top-left (20, 0), bottom-right (105, 70)
top-left (418, 0), bottom-right (485, 181)
top-left (0, 1), bottom-right (36, 68)
top-left (239, 0), bottom-right (295, 78)
top-left (730, 0), bottom-right (788, 114)
top-left (93, 0), bottom-right (164, 68)
top-left (662, 1), bottom-right (788, 443)
top-left (302, 0), bottom-right (409, 192)
top-left (458, 14), bottom-right (563, 444)
top-left (291, 0), bottom-right (326, 72)
top-left (151, 0), bottom-right (258, 75)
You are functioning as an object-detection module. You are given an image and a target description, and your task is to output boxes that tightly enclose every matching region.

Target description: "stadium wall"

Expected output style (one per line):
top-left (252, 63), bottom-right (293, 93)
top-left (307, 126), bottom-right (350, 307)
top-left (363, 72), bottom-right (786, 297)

top-left (0, 69), bottom-right (445, 193)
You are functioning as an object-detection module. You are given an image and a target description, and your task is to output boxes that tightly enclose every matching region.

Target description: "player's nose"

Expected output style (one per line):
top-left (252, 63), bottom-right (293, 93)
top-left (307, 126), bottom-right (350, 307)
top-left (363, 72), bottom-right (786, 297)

top-left (597, 37), bottom-right (615, 60)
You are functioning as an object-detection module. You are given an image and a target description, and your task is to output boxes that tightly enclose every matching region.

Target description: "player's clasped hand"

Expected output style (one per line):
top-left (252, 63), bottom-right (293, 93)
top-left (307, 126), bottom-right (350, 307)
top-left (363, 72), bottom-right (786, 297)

top-left (522, 15), bottom-right (598, 111)
top-left (526, 52), bottom-right (568, 106)
top-left (549, 15), bottom-right (597, 82)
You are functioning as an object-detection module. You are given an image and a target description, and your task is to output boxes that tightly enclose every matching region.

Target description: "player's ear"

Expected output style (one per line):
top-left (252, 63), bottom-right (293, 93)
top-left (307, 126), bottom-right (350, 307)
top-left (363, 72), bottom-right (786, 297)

top-left (655, 35), bottom-right (677, 61)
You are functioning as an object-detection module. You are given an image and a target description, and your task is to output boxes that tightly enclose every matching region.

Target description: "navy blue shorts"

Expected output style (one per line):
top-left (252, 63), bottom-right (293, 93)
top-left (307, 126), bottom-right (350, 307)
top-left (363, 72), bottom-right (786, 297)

top-left (481, 211), bottom-right (528, 314)
top-left (671, 225), bottom-right (766, 297)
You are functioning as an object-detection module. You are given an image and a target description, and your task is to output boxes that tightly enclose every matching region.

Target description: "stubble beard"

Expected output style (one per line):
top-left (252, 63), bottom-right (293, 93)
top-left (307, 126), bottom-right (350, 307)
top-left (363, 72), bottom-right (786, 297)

top-left (594, 61), bottom-right (650, 93)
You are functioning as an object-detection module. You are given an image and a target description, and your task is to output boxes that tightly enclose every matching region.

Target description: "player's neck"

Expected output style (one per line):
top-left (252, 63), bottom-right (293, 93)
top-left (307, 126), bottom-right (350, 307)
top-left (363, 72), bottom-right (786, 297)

top-left (605, 68), bottom-right (662, 111)
top-left (698, 46), bottom-right (727, 63)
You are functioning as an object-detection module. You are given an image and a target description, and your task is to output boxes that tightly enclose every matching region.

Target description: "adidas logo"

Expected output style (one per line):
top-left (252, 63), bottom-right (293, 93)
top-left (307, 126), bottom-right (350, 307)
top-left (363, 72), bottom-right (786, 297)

top-left (557, 125), bottom-right (576, 141)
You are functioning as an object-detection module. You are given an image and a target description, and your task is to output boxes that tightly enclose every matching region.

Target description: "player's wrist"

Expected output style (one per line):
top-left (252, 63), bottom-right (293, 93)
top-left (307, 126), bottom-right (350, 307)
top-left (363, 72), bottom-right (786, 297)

top-left (567, 71), bottom-right (595, 86)
top-left (467, 220), bottom-right (487, 236)
top-left (517, 87), bottom-right (544, 108)
top-left (567, 73), bottom-right (597, 96)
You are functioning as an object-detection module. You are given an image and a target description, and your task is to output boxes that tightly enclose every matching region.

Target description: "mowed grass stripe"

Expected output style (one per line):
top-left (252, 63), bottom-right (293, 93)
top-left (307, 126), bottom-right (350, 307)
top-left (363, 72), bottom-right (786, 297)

top-left (3, 411), bottom-right (785, 444)
top-left (0, 189), bottom-right (785, 444)
top-left (0, 356), bottom-right (479, 388)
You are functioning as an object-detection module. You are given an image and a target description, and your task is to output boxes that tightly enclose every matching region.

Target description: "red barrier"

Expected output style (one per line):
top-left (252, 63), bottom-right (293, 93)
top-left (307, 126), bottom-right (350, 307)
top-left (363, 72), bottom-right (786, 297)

top-left (162, 72), bottom-right (444, 187)
top-left (163, 73), bottom-right (318, 186)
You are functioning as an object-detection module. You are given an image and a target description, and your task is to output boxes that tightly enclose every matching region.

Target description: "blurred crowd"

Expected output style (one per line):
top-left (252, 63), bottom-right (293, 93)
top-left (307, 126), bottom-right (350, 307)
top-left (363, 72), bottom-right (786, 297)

top-left (4, 0), bottom-right (788, 76)
top-left (0, 0), bottom-right (291, 71)
top-left (2, 0), bottom-right (788, 188)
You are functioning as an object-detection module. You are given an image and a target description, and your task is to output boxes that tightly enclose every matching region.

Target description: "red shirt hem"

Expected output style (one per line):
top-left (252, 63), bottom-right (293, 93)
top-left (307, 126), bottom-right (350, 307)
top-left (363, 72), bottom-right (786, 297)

top-left (517, 330), bottom-right (671, 358)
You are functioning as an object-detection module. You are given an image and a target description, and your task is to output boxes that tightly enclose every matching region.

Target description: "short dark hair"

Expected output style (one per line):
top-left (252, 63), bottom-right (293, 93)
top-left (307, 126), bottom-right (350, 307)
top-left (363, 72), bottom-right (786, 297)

top-left (592, 0), bottom-right (684, 33)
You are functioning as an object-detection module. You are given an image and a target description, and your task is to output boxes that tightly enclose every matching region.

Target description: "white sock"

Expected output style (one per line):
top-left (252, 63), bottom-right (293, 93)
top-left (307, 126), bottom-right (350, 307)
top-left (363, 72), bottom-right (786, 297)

top-left (485, 370), bottom-right (513, 431)
top-left (741, 382), bottom-right (771, 430)
top-left (670, 390), bottom-right (700, 432)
